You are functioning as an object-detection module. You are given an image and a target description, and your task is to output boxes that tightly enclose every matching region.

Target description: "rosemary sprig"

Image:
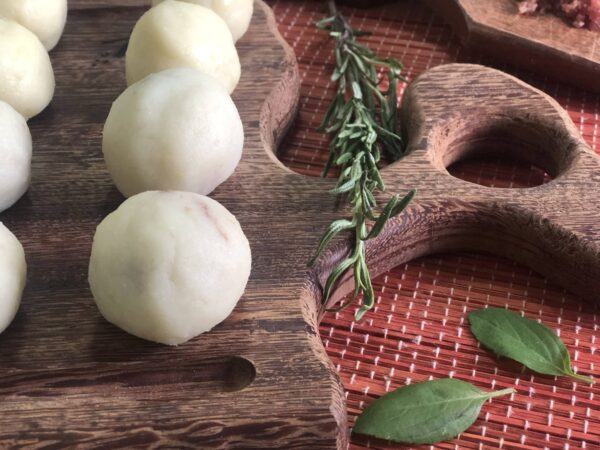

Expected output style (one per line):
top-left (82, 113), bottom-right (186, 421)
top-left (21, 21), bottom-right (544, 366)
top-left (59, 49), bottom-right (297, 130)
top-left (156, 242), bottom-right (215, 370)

top-left (310, 0), bottom-right (415, 320)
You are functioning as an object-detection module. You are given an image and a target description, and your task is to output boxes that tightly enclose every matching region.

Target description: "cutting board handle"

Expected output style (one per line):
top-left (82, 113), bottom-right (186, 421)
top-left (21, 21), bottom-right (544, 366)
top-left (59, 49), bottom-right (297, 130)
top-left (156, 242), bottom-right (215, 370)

top-left (315, 64), bottom-right (600, 315)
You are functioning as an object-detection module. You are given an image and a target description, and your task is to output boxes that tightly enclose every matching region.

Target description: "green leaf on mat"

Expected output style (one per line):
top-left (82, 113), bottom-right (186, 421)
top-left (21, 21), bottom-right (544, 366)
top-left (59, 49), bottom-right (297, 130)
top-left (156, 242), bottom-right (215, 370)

top-left (469, 308), bottom-right (594, 384)
top-left (353, 378), bottom-right (514, 445)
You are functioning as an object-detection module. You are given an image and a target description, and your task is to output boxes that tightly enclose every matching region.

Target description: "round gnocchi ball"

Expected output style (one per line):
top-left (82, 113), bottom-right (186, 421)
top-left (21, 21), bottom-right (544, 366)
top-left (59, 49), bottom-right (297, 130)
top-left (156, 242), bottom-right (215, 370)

top-left (126, 0), bottom-right (241, 93)
top-left (0, 223), bottom-right (27, 335)
top-left (151, 0), bottom-right (253, 42)
top-left (0, 18), bottom-right (55, 119)
top-left (88, 191), bottom-right (252, 346)
top-left (0, 0), bottom-right (68, 51)
top-left (0, 101), bottom-right (32, 213)
top-left (102, 68), bottom-right (244, 197)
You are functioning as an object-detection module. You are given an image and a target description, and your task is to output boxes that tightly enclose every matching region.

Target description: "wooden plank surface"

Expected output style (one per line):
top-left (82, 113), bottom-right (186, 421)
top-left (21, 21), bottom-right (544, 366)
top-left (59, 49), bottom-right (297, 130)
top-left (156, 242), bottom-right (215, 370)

top-left (0, 1), bottom-right (598, 448)
top-left (421, 0), bottom-right (600, 93)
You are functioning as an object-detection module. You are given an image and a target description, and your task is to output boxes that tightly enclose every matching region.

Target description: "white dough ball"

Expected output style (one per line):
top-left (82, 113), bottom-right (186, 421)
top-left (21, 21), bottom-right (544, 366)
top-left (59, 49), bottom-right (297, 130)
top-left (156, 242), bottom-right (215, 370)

top-left (88, 191), bottom-right (252, 345)
top-left (151, 0), bottom-right (253, 42)
top-left (0, 0), bottom-right (68, 51)
top-left (0, 102), bottom-right (32, 212)
top-left (103, 68), bottom-right (244, 197)
top-left (0, 18), bottom-right (55, 119)
top-left (0, 223), bottom-right (26, 334)
top-left (126, 0), bottom-right (241, 93)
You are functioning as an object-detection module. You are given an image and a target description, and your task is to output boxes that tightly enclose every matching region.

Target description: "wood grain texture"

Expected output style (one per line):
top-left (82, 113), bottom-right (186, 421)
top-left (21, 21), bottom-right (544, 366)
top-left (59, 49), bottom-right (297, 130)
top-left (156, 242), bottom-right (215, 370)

top-left (421, 0), bottom-right (600, 93)
top-left (0, 2), bottom-right (348, 448)
top-left (1, 1), bottom-right (599, 449)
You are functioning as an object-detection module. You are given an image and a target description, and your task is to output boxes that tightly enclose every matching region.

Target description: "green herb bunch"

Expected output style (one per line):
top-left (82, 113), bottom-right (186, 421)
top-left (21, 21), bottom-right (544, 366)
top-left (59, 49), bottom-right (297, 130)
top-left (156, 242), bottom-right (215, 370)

top-left (310, 0), bottom-right (415, 320)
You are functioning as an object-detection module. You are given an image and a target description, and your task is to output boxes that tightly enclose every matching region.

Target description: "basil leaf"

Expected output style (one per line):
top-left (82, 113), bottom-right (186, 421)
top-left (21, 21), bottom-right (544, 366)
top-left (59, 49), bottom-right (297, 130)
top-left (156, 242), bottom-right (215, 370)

top-left (469, 308), bottom-right (594, 384)
top-left (353, 379), bottom-right (514, 445)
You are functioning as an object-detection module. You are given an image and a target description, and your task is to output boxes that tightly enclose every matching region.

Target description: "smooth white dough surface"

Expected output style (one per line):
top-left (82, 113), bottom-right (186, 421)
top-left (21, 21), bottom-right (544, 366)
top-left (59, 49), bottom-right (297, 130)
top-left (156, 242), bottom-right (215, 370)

top-left (0, 19), bottom-right (55, 119)
top-left (88, 191), bottom-right (252, 345)
top-left (0, 101), bottom-right (32, 213)
top-left (0, 223), bottom-right (26, 335)
top-left (126, 1), bottom-right (241, 93)
top-left (103, 68), bottom-right (244, 197)
top-left (151, 0), bottom-right (253, 42)
top-left (0, 0), bottom-right (68, 51)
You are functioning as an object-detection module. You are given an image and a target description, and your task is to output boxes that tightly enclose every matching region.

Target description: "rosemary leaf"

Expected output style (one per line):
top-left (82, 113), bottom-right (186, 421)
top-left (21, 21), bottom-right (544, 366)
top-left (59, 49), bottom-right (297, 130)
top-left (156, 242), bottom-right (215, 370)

top-left (310, 0), bottom-right (415, 320)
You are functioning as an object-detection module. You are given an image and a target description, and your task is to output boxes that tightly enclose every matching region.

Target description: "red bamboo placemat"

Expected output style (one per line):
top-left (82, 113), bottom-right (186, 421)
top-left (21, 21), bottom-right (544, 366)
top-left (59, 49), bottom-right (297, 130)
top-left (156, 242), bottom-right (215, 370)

top-left (266, 1), bottom-right (600, 449)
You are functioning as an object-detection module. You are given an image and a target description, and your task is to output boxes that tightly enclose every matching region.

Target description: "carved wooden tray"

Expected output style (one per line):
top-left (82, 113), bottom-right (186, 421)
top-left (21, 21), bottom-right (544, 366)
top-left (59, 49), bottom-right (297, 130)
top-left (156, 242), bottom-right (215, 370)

top-left (0, 1), bottom-right (598, 448)
top-left (421, 0), bottom-right (600, 93)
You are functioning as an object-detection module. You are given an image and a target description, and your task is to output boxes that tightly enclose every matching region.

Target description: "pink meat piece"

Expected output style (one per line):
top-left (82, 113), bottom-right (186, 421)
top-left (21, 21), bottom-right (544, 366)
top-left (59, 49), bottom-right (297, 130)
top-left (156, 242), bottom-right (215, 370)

top-left (518, 0), bottom-right (599, 30)
top-left (559, 0), bottom-right (589, 28)
top-left (519, 0), bottom-right (540, 14)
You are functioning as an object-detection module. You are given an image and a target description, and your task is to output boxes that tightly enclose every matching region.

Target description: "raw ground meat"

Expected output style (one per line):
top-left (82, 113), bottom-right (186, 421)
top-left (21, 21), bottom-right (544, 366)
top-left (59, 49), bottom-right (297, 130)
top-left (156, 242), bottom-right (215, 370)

top-left (518, 0), bottom-right (600, 30)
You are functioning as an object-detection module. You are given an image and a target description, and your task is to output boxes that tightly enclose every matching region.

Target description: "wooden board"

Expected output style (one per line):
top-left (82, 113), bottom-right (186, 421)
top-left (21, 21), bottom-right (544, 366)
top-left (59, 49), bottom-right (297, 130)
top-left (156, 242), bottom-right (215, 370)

top-left (421, 0), bottom-right (600, 93)
top-left (0, 1), bottom-right (598, 448)
top-left (0, 2), bottom-right (346, 448)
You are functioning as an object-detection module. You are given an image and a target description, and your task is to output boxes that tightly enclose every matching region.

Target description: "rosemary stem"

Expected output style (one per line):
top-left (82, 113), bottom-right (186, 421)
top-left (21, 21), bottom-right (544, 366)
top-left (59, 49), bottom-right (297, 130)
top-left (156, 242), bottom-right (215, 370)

top-left (311, 0), bottom-right (413, 320)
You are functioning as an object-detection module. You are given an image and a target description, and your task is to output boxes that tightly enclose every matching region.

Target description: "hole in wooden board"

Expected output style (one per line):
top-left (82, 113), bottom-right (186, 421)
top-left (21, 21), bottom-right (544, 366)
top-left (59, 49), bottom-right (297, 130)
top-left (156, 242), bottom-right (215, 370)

top-left (447, 154), bottom-right (552, 188)
top-left (222, 356), bottom-right (257, 392)
top-left (0, 356), bottom-right (258, 397)
top-left (431, 113), bottom-right (577, 188)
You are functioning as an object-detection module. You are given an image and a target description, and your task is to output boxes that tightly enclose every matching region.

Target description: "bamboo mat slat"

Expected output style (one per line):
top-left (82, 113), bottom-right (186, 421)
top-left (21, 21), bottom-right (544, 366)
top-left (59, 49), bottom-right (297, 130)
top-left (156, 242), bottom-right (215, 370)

top-left (266, 1), bottom-right (600, 449)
